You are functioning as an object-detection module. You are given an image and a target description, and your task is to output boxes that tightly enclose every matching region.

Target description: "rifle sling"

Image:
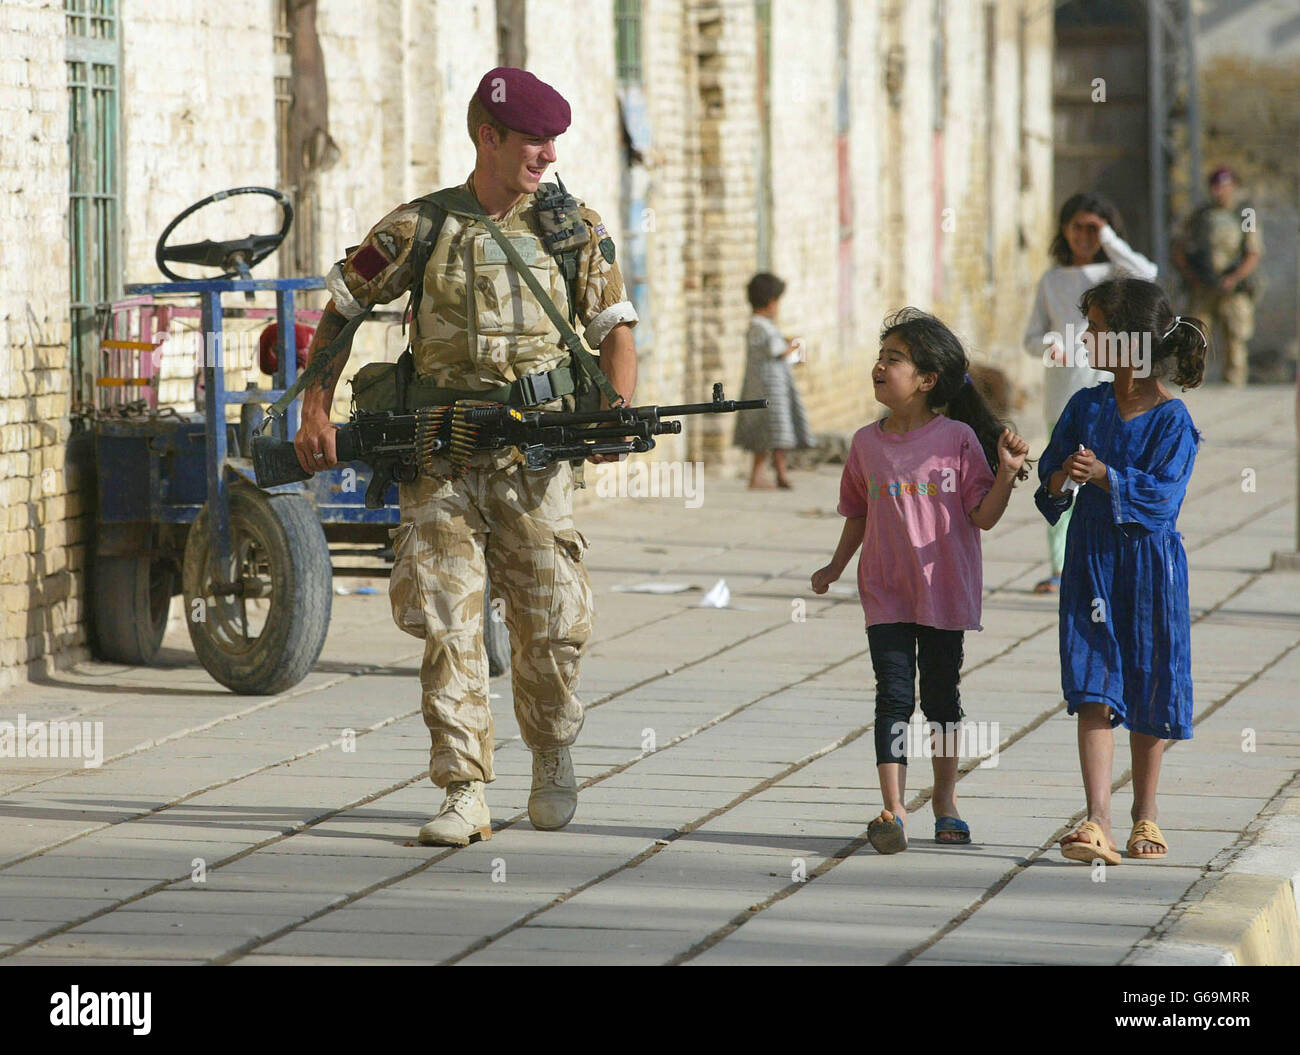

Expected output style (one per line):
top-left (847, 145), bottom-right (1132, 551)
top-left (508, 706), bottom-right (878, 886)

top-left (266, 305), bottom-right (372, 420)
top-left (270, 185), bottom-right (621, 421)
top-left (428, 187), bottom-right (624, 409)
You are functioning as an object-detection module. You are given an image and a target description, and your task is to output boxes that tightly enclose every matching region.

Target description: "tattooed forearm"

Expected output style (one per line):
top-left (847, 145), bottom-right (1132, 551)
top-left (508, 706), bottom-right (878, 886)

top-left (309, 309), bottom-right (348, 393)
top-left (300, 303), bottom-right (354, 422)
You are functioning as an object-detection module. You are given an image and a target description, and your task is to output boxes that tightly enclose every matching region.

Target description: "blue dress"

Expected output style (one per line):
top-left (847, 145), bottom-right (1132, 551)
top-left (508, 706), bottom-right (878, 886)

top-left (1034, 383), bottom-right (1200, 739)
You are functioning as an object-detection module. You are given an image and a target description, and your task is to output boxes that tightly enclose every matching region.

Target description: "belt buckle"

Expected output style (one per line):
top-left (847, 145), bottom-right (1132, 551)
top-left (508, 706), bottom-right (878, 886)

top-left (520, 371), bottom-right (554, 406)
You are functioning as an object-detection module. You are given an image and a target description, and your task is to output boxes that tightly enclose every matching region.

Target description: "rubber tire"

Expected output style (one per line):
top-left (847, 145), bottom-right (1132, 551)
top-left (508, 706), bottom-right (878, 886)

top-left (484, 576), bottom-right (511, 677)
top-left (183, 486), bottom-right (331, 695)
top-left (90, 555), bottom-right (174, 665)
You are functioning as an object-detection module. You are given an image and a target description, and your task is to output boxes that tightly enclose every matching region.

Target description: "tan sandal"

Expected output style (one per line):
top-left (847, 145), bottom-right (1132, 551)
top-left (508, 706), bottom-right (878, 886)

top-left (1060, 820), bottom-right (1121, 865)
top-left (1126, 819), bottom-right (1168, 859)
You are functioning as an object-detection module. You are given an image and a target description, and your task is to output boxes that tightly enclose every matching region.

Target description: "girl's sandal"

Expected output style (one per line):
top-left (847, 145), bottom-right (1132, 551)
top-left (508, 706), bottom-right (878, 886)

top-left (868, 811), bottom-right (908, 855)
top-left (1126, 819), bottom-right (1168, 860)
top-left (934, 816), bottom-right (971, 845)
top-left (1033, 575), bottom-right (1061, 594)
top-left (1060, 820), bottom-right (1121, 865)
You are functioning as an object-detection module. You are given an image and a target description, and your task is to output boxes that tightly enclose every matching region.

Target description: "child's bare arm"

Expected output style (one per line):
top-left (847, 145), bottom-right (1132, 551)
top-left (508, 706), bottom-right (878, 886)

top-left (1046, 468), bottom-right (1072, 496)
top-left (970, 429), bottom-right (1029, 530)
top-left (969, 467), bottom-right (1018, 530)
top-left (811, 516), bottom-right (865, 593)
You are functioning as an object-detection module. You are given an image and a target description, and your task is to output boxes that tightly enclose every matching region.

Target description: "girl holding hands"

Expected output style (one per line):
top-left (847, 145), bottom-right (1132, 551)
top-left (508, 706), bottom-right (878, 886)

top-left (812, 309), bottom-right (1029, 853)
top-left (1036, 278), bottom-right (1206, 863)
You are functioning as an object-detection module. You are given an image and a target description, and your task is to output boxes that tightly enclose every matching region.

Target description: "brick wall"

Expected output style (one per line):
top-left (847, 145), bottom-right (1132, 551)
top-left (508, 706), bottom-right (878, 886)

top-left (683, 0), bottom-right (759, 465)
top-left (123, 0), bottom-right (278, 409)
top-left (0, 0), bottom-right (79, 689)
top-left (0, 0), bottom-right (1055, 690)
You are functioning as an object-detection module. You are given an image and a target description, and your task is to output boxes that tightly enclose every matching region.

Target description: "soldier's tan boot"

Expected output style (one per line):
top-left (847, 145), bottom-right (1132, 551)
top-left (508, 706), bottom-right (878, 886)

top-left (528, 747), bottom-right (577, 831)
top-left (418, 780), bottom-right (492, 847)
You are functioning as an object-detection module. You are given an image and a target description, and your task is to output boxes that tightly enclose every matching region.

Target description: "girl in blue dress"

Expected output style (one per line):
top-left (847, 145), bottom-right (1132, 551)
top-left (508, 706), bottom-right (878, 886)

top-left (1035, 278), bottom-right (1207, 865)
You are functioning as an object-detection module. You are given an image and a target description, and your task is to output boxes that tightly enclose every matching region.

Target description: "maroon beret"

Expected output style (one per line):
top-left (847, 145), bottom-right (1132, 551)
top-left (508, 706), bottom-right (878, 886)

top-left (476, 66), bottom-right (571, 138)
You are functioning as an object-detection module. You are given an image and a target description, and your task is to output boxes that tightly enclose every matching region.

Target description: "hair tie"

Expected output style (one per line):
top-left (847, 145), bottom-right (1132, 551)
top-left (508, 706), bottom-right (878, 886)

top-left (963, 373), bottom-right (973, 386)
top-left (1161, 316), bottom-right (1208, 349)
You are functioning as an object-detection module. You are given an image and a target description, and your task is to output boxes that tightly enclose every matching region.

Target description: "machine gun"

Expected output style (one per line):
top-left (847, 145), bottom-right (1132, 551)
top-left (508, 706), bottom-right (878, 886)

top-left (252, 383), bottom-right (766, 508)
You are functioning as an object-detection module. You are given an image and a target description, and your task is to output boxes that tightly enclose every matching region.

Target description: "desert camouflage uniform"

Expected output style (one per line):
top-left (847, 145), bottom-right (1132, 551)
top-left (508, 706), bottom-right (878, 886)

top-left (1182, 203), bottom-right (1263, 386)
top-left (326, 177), bottom-right (637, 784)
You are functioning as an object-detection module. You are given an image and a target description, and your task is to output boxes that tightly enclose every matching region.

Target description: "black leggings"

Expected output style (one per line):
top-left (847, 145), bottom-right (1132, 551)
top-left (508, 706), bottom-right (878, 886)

top-left (867, 622), bottom-right (965, 765)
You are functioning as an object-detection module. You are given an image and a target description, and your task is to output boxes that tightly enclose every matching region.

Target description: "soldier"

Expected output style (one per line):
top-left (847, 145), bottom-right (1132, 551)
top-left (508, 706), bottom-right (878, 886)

top-left (293, 67), bottom-right (638, 845)
top-left (1173, 166), bottom-right (1263, 386)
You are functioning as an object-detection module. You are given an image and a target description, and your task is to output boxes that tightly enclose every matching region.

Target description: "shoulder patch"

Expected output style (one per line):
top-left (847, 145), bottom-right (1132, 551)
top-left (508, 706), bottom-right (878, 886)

top-left (352, 244), bottom-right (390, 281)
top-left (594, 223), bottom-right (608, 239)
top-left (598, 237), bottom-right (615, 264)
top-left (375, 231), bottom-right (399, 258)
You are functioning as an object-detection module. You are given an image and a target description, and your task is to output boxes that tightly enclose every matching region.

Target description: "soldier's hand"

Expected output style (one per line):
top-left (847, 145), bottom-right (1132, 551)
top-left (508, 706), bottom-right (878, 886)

top-left (1219, 274), bottom-right (1239, 292)
top-left (294, 414), bottom-right (339, 475)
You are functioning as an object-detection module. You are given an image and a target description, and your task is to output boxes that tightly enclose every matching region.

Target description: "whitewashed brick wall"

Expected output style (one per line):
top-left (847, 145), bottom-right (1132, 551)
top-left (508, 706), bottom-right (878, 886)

top-left (0, 0), bottom-right (80, 688)
top-left (0, 0), bottom-right (1054, 689)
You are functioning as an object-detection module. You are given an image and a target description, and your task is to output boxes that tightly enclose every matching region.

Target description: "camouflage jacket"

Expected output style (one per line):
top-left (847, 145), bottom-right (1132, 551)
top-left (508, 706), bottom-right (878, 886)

top-left (325, 177), bottom-right (638, 389)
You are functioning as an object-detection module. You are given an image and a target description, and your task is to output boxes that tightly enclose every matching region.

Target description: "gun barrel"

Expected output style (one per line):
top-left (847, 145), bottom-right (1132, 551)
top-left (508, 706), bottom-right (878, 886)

top-left (656, 398), bottom-right (767, 416)
top-left (533, 396), bottom-right (766, 427)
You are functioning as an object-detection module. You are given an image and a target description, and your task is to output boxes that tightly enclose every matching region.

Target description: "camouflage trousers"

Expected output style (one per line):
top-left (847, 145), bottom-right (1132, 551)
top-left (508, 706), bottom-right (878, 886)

top-left (1190, 288), bottom-right (1254, 386)
top-left (388, 453), bottom-right (594, 786)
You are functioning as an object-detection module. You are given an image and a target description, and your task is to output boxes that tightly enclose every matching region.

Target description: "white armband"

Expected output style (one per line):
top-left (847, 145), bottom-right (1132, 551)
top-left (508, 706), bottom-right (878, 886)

top-left (326, 263), bottom-right (366, 319)
top-left (584, 300), bottom-right (639, 348)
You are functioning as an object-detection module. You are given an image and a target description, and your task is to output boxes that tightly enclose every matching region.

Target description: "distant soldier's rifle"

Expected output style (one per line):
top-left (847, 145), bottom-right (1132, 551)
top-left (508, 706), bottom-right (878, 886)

top-left (252, 383), bottom-right (766, 508)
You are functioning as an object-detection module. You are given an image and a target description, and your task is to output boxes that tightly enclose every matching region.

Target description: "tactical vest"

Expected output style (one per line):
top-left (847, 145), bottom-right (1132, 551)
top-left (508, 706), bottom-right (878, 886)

top-left (414, 211), bottom-right (572, 387)
top-left (349, 181), bottom-right (614, 416)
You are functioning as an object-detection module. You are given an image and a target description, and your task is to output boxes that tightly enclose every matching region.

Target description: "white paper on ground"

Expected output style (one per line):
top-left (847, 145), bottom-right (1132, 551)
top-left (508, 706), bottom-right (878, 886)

top-left (698, 579), bottom-right (731, 608)
top-left (611, 581), bottom-right (699, 594)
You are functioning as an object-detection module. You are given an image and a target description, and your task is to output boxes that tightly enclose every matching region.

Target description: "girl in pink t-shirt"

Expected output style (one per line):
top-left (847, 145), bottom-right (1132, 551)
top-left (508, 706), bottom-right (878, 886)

top-left (812, 308), bottom-right (1030, 854)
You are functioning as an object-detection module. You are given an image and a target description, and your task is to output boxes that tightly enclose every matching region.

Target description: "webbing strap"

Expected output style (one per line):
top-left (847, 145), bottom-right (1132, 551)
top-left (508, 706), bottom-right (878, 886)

top-left (268, 198), bottom-right (447, 421)
top-left (429, 187), bottom-right (624, 409)
top-left (266, 305), bottom-right (371, 420)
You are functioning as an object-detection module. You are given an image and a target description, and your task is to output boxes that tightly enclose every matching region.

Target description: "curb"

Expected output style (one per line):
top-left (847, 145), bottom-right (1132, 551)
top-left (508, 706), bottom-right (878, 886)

top-left (1131, 782), bottom-right (1300, 966)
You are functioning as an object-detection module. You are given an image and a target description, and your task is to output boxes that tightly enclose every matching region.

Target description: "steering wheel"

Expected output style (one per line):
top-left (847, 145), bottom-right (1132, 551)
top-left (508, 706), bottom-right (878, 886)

top-left (155, 186), bottom-right (293, 281)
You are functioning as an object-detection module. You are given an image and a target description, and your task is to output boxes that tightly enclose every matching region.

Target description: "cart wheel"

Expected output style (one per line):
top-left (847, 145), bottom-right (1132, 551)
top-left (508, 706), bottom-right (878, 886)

top-left (183, 486), bottom-right (331, 695)
top-left (484, 577), bottom-right (511, 677)
top-left (90, 555), bottom-right (175, 665)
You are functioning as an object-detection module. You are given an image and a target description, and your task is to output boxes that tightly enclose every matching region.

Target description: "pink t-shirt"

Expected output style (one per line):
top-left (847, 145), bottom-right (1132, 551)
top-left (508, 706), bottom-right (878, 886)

top-left (837, 416), bottom-right (996, 631)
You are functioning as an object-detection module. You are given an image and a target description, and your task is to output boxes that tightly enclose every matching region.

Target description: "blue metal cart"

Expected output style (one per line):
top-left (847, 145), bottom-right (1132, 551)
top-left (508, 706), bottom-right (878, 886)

top-left (87, 188), bottom-right (508, 694)
top-left (91, 276), bottom-right (405, 695)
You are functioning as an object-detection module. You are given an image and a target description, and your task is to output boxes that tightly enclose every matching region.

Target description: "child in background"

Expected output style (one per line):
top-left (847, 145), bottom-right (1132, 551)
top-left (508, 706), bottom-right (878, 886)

top-left (1036, 278), bottom-right (1206, 864)
top-left (812, 309), bottom-right (1030, 853)
top-left (733, 272), bottom-right (816, 489)
top-left (1023, 193), bottom-right (1157, 593)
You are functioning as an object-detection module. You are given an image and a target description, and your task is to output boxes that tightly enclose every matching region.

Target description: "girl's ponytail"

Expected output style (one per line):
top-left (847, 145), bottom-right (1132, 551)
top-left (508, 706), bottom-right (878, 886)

top-left (1158, 315), bottom-right (1209, 390)
top-left (947, 377), bottom-right (1030, 482)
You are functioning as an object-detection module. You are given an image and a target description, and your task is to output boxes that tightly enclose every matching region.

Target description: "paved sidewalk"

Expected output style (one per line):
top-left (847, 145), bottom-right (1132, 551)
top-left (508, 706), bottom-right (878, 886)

top-left (1, 383), bottom-right (1297, 965)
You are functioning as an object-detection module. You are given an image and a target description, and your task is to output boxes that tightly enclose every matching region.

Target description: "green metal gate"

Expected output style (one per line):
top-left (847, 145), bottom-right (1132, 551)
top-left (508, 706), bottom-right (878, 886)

top-left (66, 0), bottom-right (122, 407)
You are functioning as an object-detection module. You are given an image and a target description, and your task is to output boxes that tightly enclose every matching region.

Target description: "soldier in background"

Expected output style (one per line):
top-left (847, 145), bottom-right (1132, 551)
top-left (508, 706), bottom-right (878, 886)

top-left (293, 68), bottom-right (638, 846)
top-left (1173, 166), bottom-right (1263, 386)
